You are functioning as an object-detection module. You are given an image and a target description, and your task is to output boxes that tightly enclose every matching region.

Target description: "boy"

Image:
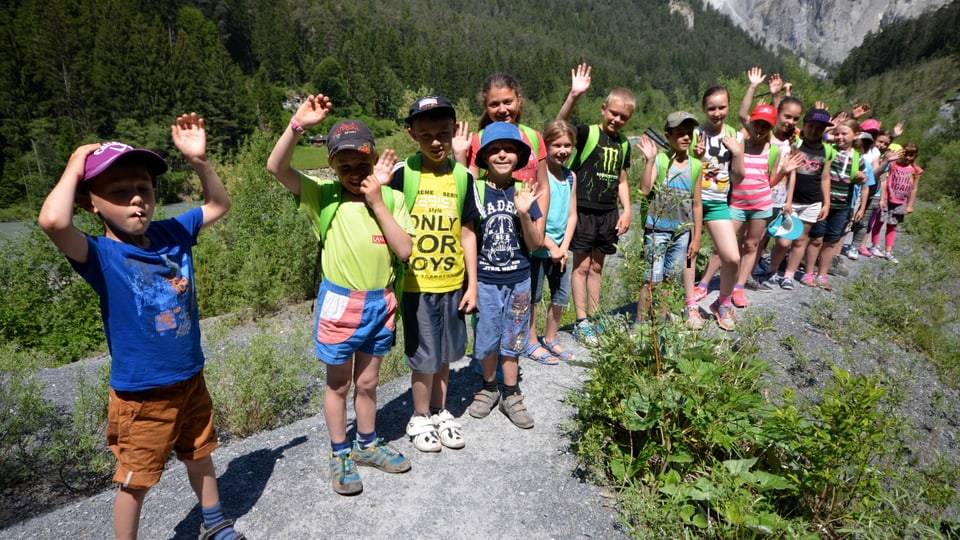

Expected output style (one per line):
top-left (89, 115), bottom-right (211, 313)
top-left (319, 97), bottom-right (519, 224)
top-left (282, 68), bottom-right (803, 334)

top-left (557, 63), bottom-right (634, 344)
top-left (467, 122), bottom-right (543, 429)
top-left (635, 112), bottom-right (706, 329)
top-left (38, 114), bottom-right (244, 540)
top-left (266, 94), bottom-right (415, 495)
top-left (390, 95), bottom-right (480, 452)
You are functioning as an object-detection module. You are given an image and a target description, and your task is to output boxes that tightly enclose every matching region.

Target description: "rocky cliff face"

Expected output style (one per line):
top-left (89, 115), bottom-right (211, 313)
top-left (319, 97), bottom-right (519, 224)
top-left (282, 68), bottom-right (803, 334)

top-left (702, 0), bottom-right (954, 67)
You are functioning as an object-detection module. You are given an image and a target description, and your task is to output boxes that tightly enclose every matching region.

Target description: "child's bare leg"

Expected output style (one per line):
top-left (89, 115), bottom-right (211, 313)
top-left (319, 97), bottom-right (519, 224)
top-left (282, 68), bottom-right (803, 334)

top-left (429, 365), bottom-right (449, 411)
top-left (804, 237), bottom-right (823, 275)
top-left (352, 352), bottom-right (383, 436)
top-left (737, 219), bottom-right (767, 285)
top-left (500, 355), bottom-right (519, 386)
top-left (705, 219), bottom-right (741, 296)
top-left (114, 486), bottom-right (148, 540)
top-left (410, 371), bottom-right (433, 415)
top-left (571, 252), bottom-right (591, 319)
top-left (544, 304), bottom-right (564, 344)
top-left (480, 352), bottom-right (499, 382)
top-left (324, 360), bottom-right (354, 444)
top-left (585, 250), bottom-right (606, 316)
top-left (184, 455), bottom-right (220, 507)
top-left (637, 282), bottom-right (653, 321)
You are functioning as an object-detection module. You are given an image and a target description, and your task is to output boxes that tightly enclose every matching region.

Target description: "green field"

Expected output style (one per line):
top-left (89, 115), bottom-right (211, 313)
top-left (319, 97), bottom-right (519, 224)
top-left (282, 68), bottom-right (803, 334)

top-left (290, 145), bottom-right (328, 170)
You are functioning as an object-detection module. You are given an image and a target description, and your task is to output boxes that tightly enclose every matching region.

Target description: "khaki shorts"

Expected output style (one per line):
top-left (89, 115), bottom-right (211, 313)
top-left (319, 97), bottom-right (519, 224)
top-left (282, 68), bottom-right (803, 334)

top-left (107, 371), bottom-right (218, 490)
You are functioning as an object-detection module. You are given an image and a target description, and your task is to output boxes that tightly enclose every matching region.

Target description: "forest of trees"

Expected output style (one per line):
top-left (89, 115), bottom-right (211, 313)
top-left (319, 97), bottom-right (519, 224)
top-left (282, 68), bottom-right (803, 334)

top-left (0, 0), bottom-right (785, 211)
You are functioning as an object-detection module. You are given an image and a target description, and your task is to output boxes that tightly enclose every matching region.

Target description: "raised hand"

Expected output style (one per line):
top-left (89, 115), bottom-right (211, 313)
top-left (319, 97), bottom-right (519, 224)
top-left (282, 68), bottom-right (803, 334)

top-left (746, 66), bottom-right (766, 87)
top-left (893, 122), bottom-right (905, 139)
top-left (722, 134), bottom-right (743, 157)
top-left (569, 63), bottom-right (592, 97)
top-left (782, 150), bottom-right (805, 174)
top-left (852, 103), bottom-right (872, 118)
top-left (294, 94), bottom-right (333, 130)
top-left (514, 181), bottom-right (541, 216)
top-left (783, 82), bottom-right (793, 96)
top-left (171, 113), bottom-right (206, 160)
top-left (769, 73), bottom-right (783, 95)
top-left (452, 120), bottom-right (472, 162)
top-left (814, 100), bottom-right (828, 110)
top-left (637, 135), bottom-right (658, 161)
top-left (372, 149), bottom-right (398, 185)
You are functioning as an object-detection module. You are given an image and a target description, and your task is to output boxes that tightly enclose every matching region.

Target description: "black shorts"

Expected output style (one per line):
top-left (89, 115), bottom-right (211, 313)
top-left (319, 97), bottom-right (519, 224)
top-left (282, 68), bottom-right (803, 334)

top-left (570, 208), bottom-right (619, 255)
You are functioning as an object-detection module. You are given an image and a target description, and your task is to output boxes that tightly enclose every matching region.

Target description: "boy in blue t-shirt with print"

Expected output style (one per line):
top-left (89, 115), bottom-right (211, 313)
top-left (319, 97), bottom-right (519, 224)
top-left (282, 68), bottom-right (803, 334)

top-left (467, 122), bottom-right (544, 430)
top-left (38, 114), bottom-right (244, 540)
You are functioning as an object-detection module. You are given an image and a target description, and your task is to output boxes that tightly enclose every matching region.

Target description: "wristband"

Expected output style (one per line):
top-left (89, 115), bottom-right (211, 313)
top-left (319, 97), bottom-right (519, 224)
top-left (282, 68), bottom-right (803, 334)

top-left (289, 118), bottom-right (305, 135)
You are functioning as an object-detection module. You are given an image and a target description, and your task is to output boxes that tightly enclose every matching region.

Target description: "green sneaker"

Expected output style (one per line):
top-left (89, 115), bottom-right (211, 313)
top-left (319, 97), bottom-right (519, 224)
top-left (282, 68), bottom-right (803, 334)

top-left (329, 451), bottom-right (362, 495)
top-left (352, 439), bottom-right (411, 473)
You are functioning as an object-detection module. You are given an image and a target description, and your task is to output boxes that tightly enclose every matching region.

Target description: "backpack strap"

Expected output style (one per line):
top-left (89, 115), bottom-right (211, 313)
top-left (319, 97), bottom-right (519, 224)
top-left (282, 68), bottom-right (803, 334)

top-left (517, 124), bottom-right (540, 158)
top-left (402, 154), bottom-right (469, 216)
top-left (654, 153), bottom-right (700, 192)
top-left (767, 143), bottom-right (780, 177)
top-left (571, 124), bottom-right (629, 171)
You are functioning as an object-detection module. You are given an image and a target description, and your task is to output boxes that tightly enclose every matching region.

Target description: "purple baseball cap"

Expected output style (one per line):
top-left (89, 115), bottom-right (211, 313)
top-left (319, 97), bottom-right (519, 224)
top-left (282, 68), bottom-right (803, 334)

top-left (803, 108), bottom-right (834, 127)
top-left (83, 142), bottom-right (168, 183)
top-left (327, 120), bottom-right (376, 157)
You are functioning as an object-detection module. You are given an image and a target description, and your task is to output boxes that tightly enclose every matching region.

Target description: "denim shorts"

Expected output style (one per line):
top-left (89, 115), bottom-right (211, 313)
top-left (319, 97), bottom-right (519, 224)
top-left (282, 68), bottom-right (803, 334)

top-left (473, 278), bottom-right (531, 360)
top-left (729, 206), bottom-right (773, 222)
top-left (643, 229), bottom-right (690, 283)
top-left (401, 290), bottom-right (467, 374)
top-left (809, 207), bottom-right (850, 241)
top-left (314, 279), bottom-right (397, 365)
top-left (530, 254), bottom-right (571, 306)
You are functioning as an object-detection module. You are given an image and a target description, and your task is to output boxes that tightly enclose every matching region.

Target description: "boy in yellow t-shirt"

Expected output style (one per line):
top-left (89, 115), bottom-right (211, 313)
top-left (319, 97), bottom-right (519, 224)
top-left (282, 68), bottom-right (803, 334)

top-left (390, 96), bottom-right (480, 452)
top-left (267, 94), bottom-right (415, 496)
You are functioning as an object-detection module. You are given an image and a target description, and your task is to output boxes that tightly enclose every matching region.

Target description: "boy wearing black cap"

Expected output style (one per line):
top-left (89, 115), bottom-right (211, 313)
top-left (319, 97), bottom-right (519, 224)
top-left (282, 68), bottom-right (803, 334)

top-left (389, 96), bottom-right (480, 452)
top-left (38, 114), bottom-right (244, 539)
top-left (267, 94), bottom-right (415, 495)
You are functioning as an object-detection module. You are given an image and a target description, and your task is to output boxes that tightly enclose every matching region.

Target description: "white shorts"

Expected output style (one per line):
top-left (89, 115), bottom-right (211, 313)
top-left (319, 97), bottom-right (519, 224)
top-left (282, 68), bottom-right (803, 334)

top-left (792, 203), bottom-right (822, 224)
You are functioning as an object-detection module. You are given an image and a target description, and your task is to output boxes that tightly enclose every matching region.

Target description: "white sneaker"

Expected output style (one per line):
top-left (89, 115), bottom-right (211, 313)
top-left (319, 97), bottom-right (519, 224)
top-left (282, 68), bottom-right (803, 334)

top-left (846, 248), bottom-right (859, 260)
top-left (431, 409), bottom-right (465, 449)
top-left (406, 414), bottom-right (441, 452)
top-left (869, 246), bottom-right (884, 258)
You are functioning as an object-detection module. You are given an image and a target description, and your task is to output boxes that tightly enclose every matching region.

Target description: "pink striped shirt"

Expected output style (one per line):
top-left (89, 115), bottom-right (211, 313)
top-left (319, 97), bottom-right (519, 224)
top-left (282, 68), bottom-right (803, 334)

top-left (730, 148), bottom-right (773, 212)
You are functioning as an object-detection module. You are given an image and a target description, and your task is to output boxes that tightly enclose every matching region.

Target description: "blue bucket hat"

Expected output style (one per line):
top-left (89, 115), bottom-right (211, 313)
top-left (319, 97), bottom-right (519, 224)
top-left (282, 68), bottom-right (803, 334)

top-left (475, 122), bottom-right (532, 170)
top-left (767, 213), bottom-right (803, 241)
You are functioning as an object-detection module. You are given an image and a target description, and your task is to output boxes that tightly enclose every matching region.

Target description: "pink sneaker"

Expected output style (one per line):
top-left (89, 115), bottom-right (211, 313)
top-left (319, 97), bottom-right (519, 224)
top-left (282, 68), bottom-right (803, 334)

top-left (731, 288), bottom-right (748, 308)
top-left (692, 284), bottom-right (709, 302)
top-left (800, 273), bottom-right (816, 287)
top-left (858, 246), bottom-right (872, 258)
top-left (817, 275), bottom-right (832, 291)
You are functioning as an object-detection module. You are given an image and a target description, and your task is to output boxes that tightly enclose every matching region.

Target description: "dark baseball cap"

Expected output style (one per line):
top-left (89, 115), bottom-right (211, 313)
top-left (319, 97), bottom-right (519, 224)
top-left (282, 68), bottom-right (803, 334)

top-left (803, 108), bottom-right (834, 126)
top-left (83, 142), bottom-right (168, 183)
top-left (405, 95), bottom-right (456, 126)
top-left (327, 120), bottom-right (376, 157)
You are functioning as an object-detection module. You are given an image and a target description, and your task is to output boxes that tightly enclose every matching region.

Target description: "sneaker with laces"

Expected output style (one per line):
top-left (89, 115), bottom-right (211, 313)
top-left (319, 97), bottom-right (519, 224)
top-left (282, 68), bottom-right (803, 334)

top-left (800, 273), bottom-right (816, 287)
top-left (761, 274), bottom-right (781, 289)
top-left (709, 301), bottom-right (736, 331)
top-left (352, 439), bottom-right (411, 473)
top-left (692, 284), bottom-right (709, 302)
top-left (744, 276), bottom-right (760, 291)
top-left (869, 246), bottom-right (884, 258)
top-left (884, 252), bottom-right (899, 264)
top-left (827, 256), bottom-right (849, 277)
top-left (329, 451), bottom-right (362, 495)
top-left (468, 388), bottom-right (501, 418)
top-left (858, 246), bottom-right (873, 258)
top-left (499, 393), bottom-right (534, 429)
top-left (846, 248), bottom-right (859, 260)
top-left (817, 274), bottom-right (832, 291)
top-left (573, 319), bottom-right (599, 346)
top-left (780, 277), bottom-right (795, 290)
top-left (685, 308), bottom-right (705, 330)
top-left (732, 288), bottom-right (748, 307)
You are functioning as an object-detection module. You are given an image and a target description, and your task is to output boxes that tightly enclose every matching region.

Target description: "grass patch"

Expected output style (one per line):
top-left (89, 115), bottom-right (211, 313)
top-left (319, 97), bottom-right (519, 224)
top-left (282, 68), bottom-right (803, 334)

top-left (291, 144), bottom-right (329, 170)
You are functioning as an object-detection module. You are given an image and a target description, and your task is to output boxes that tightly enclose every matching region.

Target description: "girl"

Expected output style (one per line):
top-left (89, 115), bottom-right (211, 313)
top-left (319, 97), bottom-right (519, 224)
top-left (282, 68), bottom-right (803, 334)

top-left (855, 131), bottom-right (895, 257)
top-left (689, 86), bottom-right (744, 322)
top-left (870, 143), bottom-right (921, 263)
top-left (525, 120), bottom-right (578, 363)
top-left (802, 118), bottom-right (867, 289)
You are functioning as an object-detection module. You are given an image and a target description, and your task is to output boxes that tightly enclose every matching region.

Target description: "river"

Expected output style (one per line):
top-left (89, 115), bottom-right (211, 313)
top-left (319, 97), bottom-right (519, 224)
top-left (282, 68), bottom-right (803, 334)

top-left (0, 201), bottom-right (199, 241)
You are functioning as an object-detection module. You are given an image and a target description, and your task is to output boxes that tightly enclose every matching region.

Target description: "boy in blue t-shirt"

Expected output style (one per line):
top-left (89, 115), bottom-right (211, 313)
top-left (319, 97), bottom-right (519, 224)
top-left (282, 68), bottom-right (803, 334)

top-left (467, 122), bottom-right (544, 429)
top-left (38, 114), bottom-right (244, 539)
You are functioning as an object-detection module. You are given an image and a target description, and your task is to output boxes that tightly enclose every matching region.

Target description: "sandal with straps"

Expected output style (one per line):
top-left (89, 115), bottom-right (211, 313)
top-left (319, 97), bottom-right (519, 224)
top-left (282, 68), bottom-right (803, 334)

top-left (431, 409), bottom-right (465, 449)
top-left (540, 337), bottom-right (574, 361)
top-left (406, 414), bottom-right (441, 452)
top-left (524, 342), bottom-right (559, 365)
top-left (199, 519), bottom-right (247, 540)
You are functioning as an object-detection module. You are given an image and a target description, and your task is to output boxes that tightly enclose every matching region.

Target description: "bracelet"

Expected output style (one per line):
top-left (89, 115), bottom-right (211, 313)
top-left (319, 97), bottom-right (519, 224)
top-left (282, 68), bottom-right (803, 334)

top-left (289, 118), bottom-right (305, 135)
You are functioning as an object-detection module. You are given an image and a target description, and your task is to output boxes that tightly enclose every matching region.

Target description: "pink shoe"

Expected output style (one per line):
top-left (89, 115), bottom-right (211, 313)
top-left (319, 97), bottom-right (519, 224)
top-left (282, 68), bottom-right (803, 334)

top-left (800, 273), bottom-right (816, 287)
top-left (858, 246), bottom-right (872, 258)
top-left (692, 284), bottom-right (709, 302)
top-left (731, 288), bottom-right (748, 308)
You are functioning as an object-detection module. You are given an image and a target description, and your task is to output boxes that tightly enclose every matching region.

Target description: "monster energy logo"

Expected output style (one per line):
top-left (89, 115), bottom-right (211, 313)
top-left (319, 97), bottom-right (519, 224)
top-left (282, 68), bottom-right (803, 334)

top-left (602, 146), bottom-right (620, 172)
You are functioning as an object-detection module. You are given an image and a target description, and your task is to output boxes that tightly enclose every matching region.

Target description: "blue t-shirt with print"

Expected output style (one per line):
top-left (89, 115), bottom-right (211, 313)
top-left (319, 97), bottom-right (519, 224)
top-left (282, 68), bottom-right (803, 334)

top-left (477, 182), bottom-right (542, 285)
top-left (70, 207), bottom-right (205, 392)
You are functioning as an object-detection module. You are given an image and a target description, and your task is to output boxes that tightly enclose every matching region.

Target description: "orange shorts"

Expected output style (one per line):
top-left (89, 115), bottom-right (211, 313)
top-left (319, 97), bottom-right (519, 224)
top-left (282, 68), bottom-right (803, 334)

top-left (107, 370), bottom-right (218, 490)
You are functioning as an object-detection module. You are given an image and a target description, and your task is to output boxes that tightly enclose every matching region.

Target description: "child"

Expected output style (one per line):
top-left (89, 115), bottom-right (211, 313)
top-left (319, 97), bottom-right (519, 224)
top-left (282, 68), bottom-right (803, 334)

top-left (557, 63), bottom-right (634, 344)
top-left (266, 94), bottom-right (415, 495)
top-left (468, 122), bottom-right (543, 429)
top-left (38, 114), bottom-right (244, 540)
top-left (771, 108), bottom-right (833, 290)
top-left (390, 95), bottom-right (480, 452)
top-left (802, 118), bottom-right (868, 289)
top-left (688, 84), bottom-right (745, 313)
top-left (854, 130), bottom-right (896, 258)
top-left (524, 119), bottom-right (578, 363)
top-left (636, 112), bottom-right (706, 329)
top-left (870, 143), bottom-right (922, 263)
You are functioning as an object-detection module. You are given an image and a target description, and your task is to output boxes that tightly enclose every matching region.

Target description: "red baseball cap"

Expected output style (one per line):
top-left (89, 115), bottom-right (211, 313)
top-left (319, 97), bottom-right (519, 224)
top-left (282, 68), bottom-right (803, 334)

top-left (750, 104), bottom-right (777, 126)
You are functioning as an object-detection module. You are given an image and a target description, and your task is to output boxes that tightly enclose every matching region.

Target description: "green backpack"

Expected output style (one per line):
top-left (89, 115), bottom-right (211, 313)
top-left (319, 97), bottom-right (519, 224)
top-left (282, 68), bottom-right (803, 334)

top-left (654, 153), bottom-right (703, 192)
top-left (309, 179), bottom-right (405, 308)
top-left (401, 154), bottom-right (469, 216)
top-left (568, 124), bottom-right (629, 171)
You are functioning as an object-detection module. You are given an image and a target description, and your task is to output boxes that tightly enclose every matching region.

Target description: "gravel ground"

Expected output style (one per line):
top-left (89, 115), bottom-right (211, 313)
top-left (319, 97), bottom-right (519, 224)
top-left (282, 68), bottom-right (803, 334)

top-left (6, 228), bottom-right (959, 538)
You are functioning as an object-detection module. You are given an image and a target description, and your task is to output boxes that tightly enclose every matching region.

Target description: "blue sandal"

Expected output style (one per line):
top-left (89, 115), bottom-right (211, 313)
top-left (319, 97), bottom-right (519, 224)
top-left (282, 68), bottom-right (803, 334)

top-left (540, 337), bottom-right (574, 361)
top-left (524, 342), bottom-right (559, 365)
